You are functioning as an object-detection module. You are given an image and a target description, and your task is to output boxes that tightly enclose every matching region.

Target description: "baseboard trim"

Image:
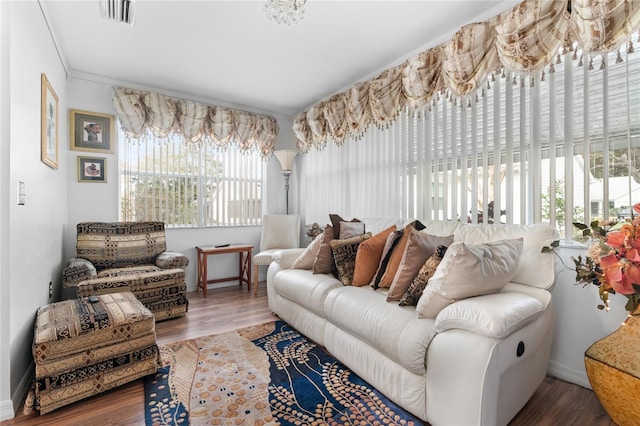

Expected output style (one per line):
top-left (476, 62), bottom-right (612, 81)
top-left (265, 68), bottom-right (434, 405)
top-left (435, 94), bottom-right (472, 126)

top-left (547, 360), bottom-right (591, 389)
top-left (0, 399), bottom-right (14, 421)
top-left (5, 361), bottom-right (35, 420)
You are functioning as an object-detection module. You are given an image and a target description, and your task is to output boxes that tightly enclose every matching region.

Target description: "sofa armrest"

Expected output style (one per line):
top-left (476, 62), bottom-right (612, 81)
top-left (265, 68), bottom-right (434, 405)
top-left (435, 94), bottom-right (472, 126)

top-left (63, 258), bottom-right (97, 287)
top-left (156, 251), bottom-right (189, 269)
top-left (272, 248), bottom-right (306, 270)
top-left (434, 291), bottom-right (547, 339)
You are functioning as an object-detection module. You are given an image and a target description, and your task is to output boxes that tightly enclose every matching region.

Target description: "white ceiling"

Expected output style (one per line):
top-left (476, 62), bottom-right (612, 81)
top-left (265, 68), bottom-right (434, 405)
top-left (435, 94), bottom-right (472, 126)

top-left (41, 0), bottom-right (519, 118)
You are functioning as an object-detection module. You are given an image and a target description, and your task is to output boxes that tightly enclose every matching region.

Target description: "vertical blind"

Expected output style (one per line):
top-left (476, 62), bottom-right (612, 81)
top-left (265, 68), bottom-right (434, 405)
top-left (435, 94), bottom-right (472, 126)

top-left (302, 34), bottom-right (640, 240)
top-left (120, 131), bottom-right (263, 227)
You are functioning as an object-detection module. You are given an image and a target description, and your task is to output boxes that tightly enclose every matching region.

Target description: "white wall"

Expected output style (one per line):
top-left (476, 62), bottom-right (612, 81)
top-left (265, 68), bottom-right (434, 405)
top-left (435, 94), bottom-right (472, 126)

top-left (0, 0), bottom-right (12, 419)
top-left (548, 245), bottom-right (629, 388)
top-left (1, 0), bottom-right (69, 419)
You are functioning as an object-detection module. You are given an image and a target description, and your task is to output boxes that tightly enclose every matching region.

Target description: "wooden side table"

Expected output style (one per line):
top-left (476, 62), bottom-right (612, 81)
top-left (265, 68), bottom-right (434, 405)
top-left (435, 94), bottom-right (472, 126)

top-left (196, 244), bottom-right (253, 298)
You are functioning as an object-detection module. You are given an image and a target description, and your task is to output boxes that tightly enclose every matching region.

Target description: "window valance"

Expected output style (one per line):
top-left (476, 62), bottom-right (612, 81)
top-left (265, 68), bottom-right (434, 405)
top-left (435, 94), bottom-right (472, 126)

top-left (293, 0), bottom-right (640, 152)
top-left (112, 87), bottom-right (278, 158)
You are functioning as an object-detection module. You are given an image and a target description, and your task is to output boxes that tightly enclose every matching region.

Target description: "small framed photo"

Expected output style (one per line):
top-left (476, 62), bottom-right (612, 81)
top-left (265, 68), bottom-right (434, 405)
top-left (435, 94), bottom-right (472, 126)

top-left (41, 73), bottom-right (59, 169)
top-left (70, 109), bottom-right (115, 153)
top-left (78, 156), bottom-right (106, 183)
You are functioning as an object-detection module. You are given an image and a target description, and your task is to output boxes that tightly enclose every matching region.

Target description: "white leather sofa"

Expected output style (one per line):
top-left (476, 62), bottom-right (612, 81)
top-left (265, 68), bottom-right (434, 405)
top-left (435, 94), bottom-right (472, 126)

top-left (267, 219), bottom-right (556, 426)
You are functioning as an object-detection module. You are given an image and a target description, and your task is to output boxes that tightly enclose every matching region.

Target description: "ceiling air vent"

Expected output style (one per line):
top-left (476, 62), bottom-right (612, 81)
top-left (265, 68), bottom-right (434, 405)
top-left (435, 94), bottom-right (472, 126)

top-left (100, 0), bottom-right (135, 26)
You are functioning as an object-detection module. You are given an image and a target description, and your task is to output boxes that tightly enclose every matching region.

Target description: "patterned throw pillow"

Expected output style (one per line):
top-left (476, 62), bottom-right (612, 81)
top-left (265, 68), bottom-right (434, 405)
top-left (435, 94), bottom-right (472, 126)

top-left (330, 233), bottom-right (372, 286)
top-left (399, 245), bottom-right (448, 307)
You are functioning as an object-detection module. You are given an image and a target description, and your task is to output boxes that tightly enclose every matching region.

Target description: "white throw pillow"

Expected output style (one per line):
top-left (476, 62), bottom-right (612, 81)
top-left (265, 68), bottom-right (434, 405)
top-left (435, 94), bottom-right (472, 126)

top-left (339, 221), bottom-right (366, 239)
top-left (416, 238), bottom-right (524, 319)
top-left (292, 232), bottom-right (325, 270)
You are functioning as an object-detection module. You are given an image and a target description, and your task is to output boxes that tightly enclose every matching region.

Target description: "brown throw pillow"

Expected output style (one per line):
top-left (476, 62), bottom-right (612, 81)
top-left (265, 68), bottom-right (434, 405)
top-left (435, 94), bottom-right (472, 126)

top-left (312, 225), bottom-right (335, 274)
top-left (386, 229), bottom-right (454, 301)
top-left (399, 245), bottom-right (448, 306)
top-left (331, 233), bottom-right (372, 286)
top-left (352, 225), bottom-right (397, 286)
top-left (377, 220), bottom-right (428, 289)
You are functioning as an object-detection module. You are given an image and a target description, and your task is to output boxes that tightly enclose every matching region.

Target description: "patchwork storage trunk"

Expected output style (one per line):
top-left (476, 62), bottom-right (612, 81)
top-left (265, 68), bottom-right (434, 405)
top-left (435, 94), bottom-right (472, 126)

top-left (24, 292), bottom-right (161, 415)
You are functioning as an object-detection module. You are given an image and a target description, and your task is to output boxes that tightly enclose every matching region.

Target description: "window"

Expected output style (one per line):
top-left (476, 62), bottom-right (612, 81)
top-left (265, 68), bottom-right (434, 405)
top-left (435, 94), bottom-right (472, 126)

top-left (302, 33), bottom-right (640, 240)
top-left (119, 131), bottom-right (263, 227)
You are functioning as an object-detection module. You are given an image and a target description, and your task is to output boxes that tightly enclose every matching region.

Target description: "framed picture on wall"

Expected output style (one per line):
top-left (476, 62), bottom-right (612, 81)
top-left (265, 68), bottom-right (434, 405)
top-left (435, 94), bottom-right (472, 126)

top-left (77, 156), bottom-right (107, 183)
top-left (70, 109), bottom-right (115, 153)
top-left (41, 73), bottom-right (59, 169)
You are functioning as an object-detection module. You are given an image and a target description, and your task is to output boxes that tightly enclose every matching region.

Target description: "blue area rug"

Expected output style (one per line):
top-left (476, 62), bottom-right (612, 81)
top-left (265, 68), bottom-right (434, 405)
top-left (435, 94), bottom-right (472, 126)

top-left (144, 320), bottom-right (422, 425)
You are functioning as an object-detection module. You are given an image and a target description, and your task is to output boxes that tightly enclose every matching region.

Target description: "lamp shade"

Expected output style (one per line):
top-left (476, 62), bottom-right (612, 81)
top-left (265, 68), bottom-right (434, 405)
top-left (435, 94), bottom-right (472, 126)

top-left (274, 149), bottom-right (298, 172)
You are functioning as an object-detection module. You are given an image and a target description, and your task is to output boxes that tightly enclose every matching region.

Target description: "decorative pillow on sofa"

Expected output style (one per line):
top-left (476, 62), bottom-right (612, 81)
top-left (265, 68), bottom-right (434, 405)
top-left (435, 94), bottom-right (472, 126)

top-left (313, 226), bottom-right (335, 275)
top-left (399, 245), bottom-right (448, 306)
top-left (351, 225), bottom-right (397, 286)
top-left (386, 229), bottom-right (454, 301)
top-left (416, 238), bottom-right (524, 319)
top-left (331, 233), bottom-right (372, 286)
top-left (370, 228), bottom-right (404, 288)
top-left (375, 220), bottom-right (433, 289)
top-left (339, 221), bottom-right (366, 239)
top-left (292, 230), bottom-right (325, 270)
top-left (329, 214), bottom-right (363, 240)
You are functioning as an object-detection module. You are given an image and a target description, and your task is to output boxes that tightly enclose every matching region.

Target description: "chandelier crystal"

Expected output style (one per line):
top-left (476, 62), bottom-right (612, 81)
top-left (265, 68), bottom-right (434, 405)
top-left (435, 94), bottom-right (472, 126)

top-left (263, 0), bottom-right (306, 25)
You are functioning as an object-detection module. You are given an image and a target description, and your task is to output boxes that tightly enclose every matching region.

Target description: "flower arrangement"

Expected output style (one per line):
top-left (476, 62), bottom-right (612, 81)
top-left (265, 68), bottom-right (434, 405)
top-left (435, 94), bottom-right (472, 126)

top-left (306, 223), bottom-right (323, 240)
top-left (572, 204), bottom-right (640, 314)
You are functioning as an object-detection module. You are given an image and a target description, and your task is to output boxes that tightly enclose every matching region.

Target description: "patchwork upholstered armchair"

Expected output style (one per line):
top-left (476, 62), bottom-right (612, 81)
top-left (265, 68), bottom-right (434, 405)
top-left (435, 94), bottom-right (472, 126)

top-left (63, 222), bottom-right (189, 321)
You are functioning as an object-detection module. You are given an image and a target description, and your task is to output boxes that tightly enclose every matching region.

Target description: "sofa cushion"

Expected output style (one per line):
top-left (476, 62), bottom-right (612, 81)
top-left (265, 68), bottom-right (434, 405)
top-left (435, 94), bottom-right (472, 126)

top-left (292, 231), bottom-right (324, 270)
top-left (313, 226), bottom-right (335, 275)
top-left (371, 229), bottom-right (404, 288)
top-left (331, 233), bottom-right (372, 286)
top-left (339, 221), bottom-right (366, 239)
top-left (352, 225), bottom-right (397, 287)
top-left (329, 214), bottom-right (362, 240)
top-left (272, 269), bottom-right (342, 318)
top-left (324, 286), bottom-right (436, 375)
top-left (97, 265), bottom-right (161, 278)
top-left (399, 245), bottom-right (448, 306)
top-left (361, 218), bottom-right (404, 236)
top-left (421, 221), bottom-right (556, 289)
top-left (376, 221), bottom-right (429, 288)
top-left (387, 230), bottom-right (454, 301)
top-left (416, 238), bottom-right (524, 319)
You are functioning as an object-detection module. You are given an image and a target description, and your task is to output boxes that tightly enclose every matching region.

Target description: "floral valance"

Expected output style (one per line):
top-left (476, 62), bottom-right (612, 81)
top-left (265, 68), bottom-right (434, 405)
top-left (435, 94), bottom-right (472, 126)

top-left (294, 0), bottom-right (640, 152)
top-left (112, 87), bottom-right (278, 157)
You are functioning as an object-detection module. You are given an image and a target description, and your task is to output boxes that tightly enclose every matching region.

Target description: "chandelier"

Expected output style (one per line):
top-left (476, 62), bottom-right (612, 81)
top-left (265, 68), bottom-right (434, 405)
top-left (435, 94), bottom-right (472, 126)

top-left (263, 0), bottom-right (306, 25)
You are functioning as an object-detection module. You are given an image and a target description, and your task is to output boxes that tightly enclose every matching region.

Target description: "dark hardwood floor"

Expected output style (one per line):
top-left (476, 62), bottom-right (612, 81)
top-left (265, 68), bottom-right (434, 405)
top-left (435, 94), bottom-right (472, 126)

top-left (3, 283), bottom-right (614, 426)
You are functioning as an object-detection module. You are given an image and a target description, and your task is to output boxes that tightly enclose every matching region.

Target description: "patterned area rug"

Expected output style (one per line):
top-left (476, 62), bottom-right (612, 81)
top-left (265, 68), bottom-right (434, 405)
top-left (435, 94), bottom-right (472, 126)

top-left (144, 320), bottom-right (422, 425)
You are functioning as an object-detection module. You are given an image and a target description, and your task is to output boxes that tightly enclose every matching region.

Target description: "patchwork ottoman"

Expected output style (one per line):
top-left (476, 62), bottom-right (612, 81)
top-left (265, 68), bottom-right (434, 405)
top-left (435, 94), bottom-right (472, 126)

top-left (24, 292), bottom-right (161, 415)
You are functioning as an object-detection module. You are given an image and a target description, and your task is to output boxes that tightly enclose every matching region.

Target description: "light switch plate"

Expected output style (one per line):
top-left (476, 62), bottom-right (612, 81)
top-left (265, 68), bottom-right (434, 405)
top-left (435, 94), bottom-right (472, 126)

top-left (17, 181), bottom-right (25, 205)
